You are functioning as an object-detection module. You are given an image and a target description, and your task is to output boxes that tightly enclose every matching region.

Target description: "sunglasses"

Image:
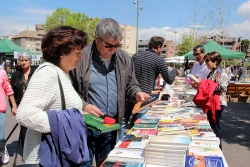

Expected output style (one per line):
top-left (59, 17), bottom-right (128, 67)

top-left (193, 52), bottom-right (202, 56)
top-left (100, 38), bottom-right (122, 48)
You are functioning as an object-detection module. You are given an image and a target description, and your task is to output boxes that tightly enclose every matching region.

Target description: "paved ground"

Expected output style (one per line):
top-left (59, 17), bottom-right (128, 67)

top-left (1, 101), bottom-right (250, 167)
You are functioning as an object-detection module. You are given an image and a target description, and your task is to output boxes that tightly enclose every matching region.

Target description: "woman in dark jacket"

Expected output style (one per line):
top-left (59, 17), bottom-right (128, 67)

top-left (10, 52), bottom-right (37, 155)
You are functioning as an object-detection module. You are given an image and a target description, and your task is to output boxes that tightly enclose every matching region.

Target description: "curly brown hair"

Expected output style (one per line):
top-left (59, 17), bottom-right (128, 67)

top-left (41, 26), bottom-right (88, 66)
top-left (204, 51), bottom-right (222, 65)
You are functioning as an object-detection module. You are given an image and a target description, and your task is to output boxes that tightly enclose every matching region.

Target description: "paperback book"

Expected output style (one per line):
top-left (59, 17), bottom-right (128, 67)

top-left (132, 92), bottom-right (162, 114)
top-left (185, 155), bottom-right (224, 167)
top-left (83, 114), bottom-right (121, 133)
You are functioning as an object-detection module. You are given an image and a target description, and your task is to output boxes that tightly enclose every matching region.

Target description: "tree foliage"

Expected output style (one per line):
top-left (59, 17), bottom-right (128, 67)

top-left (177, 34), bottom-right (201, 56)
top-left (178, 0), bottom-right (231, 55)
top-left (44, 8), bottom-right (100, 42)
top-left (241, 39), bottom-right (250, 54)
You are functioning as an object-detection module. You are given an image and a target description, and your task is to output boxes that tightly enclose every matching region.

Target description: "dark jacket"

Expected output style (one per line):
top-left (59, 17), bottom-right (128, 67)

top-left (10, 66), bottom-right (37, 105)
top-left (38, 108), bottom-right (89, 167)
top-left (70, 42), bottom-right (141, 128)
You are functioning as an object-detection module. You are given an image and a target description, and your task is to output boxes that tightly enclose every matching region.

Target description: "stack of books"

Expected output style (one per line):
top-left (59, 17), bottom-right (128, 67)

top-left (144, 135), bottom-right (190, 166)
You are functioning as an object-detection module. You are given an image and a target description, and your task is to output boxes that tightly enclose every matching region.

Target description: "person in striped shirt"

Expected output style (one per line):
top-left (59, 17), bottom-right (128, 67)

top-left (122, 36), bottom-right (179, 136)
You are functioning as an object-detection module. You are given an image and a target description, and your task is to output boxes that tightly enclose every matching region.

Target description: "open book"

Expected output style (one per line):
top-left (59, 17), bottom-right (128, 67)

top-left (132, 92), bottom-right (162, 114)
top-left (186, 74), bottom-right (200, 83)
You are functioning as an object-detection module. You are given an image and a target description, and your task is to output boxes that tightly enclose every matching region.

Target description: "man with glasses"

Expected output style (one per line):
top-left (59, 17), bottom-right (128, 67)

top-left (191, 45), bottom-right (210, 79)
top-left (70, 18), bottom-right (149, 167)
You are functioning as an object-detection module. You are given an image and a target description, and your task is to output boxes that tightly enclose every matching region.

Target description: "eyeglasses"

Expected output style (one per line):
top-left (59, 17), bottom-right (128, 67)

top-left (193, 52), bottom-right (201, 56)
top-left (99, 38), bottom-right (122, 48)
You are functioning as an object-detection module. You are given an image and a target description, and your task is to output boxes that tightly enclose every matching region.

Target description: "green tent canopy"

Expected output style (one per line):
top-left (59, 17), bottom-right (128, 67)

top-left (184, 40), bottom-right (244, 59)
top-left (0, 38), bottom-right (37, 56)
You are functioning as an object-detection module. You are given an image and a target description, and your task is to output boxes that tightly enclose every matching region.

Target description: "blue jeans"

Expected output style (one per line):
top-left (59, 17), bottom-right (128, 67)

top-left (0, 112), bottom-right (6, 152)
top-left (81, 129), bottom-right (117, 167)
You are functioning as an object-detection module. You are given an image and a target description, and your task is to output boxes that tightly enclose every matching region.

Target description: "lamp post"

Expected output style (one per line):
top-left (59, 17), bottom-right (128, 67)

top-left (133, 0), bottom-right (143, 53)
top-left (174, 31), bottom-right (177, 56)
top-left (238, 36), bottom-right (243, 52)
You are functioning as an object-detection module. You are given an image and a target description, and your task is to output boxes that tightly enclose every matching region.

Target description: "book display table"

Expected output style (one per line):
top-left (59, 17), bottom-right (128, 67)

top-left (101, 81), bottom-right (229, 167)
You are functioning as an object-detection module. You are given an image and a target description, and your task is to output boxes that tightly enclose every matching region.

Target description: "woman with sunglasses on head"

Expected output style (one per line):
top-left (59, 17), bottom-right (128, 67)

top-left (193, 51), bottom-right (229, 149)
top-left (10, 52), bottom-right (37, 156)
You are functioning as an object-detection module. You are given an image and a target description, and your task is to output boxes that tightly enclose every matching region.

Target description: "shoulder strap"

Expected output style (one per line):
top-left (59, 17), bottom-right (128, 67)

top-left (36, 64), bottom-right (66, 110)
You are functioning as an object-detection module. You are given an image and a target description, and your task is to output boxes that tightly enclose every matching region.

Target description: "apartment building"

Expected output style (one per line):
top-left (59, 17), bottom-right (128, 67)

top-left (138, 39), bottom-right (173, 59)
top-left (201, 35), bottom-right (236, 50)
top-left (120, 24), bottom-right (136, 56)
top-left (12, 24), bottom-right (45, 55)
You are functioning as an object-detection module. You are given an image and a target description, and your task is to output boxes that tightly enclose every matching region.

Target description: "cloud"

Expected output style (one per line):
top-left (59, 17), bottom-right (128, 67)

top-left (0, 18), bottom-right (35, 36)
top-left (237, 1), bottom-right (250, 20)
top-left (227, 21), bottom-right (250, 39)
top-left (13, 7), bottom-right (53, 15)
top-left (139, 26), bottom-right (184, 44)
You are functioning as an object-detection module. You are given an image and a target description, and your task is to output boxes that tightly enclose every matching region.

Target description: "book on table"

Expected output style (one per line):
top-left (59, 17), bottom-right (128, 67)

top-left (132, 92), bottom-right (162, 114)
top-left (134, 118), bottom-right (159, 124)
top-left (133, 123), bottom-right (158, 130)
top-left (100, 159), bottom-right (145, 167)
top-left (115, 137), bottom-right (150, 149)
top-left (185, 155), bottom-right (224, 167)
top-left (108, 148), bottom-right (145, 161)
top-left (149, 135), bottom-right (191, 146)
top-left (191, 135), bottom-right (220, 144)
top-left (83, 114), bottom-right (120, 133)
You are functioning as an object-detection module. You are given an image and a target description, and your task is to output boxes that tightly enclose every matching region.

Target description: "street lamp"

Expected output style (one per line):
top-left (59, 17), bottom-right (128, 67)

top-left (174, 31), bottom-right (178, 56)
top-left (238, 36), bottom-right (243, 52)
top-left (133, 0), bottom-right (143, 53)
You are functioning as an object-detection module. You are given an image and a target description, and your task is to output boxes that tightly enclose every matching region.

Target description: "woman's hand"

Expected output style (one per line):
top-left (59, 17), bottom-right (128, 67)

top-left (11, 106), bottom-right (17, 116)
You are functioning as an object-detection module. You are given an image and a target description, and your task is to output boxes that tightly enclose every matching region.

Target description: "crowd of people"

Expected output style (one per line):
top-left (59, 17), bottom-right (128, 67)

top-left (0, 17), bottom-right (237, 166)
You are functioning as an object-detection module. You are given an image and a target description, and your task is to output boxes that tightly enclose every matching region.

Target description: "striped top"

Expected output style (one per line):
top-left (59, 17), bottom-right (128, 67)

top-left (132, 49), bottom-right (178, 95)
top-left (16, 62), bottom-right (82, 164)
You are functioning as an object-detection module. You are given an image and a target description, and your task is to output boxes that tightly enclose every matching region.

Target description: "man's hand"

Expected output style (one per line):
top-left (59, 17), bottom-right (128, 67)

top-left (82, 104), bottom-right (104, 117)
top-left (135, 92), bottom-right (150, 102)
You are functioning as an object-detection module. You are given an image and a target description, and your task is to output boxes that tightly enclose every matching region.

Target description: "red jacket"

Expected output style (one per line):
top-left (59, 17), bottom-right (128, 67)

top-left (193, 80), bottom-right (221, 123)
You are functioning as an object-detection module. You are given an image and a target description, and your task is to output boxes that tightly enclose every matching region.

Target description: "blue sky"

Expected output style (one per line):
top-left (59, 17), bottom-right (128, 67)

top-left (1, 0), bottom-right (250, 43)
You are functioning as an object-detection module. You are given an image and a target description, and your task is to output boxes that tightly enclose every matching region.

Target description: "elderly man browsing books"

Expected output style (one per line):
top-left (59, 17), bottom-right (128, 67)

top-left (70, 18), bottom-right (149, 167)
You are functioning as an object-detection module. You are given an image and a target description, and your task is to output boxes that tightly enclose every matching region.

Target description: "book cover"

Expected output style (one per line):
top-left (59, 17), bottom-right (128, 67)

top-left (132, 92), bottom-right (162, 114)
top-left (149, 135), bottom-right (190, 145)
top-left (185, 155), bottom-right (224, 167)
top-left (186, 74), bottom-right (200, 82)
top-left (134, 118), bottom-right (159, 124)
top-left (133, 124), bottom-right (158, 130)
top-left (191, 135), bottom-right (220, 144)
top-left (189, 141), bottom-right (219, 148)
top-left (101, 159), bottom-right (145, 167)
top-left (108, 149), bottom-right (145, 159)
top-left (133, 129), bottom-right (158, 136)
top-left (83, 114), bottom-right (121, 133)
top-left (188, 147), bottom-right (223, 157)
top-left (157, 130), bottom-right (187, 136)
top-left (115, 137), bottom-right (150, 149)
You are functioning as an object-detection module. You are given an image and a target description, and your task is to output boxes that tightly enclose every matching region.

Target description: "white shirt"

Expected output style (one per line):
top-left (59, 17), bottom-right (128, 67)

top-left (191, 62), bottom-right (210, 79)
top-left (16, 62), bottom-right (83, 164)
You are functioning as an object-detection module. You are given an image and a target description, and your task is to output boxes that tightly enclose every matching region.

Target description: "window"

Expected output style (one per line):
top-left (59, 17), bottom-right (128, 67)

top-left (127, 38), bottom-right (129, 42)
top-left (127, 46), bottom-right (129, 49)
top-left (127, 30), bottom-right (130, 33)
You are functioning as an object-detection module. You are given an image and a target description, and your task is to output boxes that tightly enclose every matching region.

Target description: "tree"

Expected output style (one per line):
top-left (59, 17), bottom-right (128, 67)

top-left (241, 39), bottom-right (250, 54)
top-left (177, 34), bottom-right (202, 56)
top-left (178, 0), bottom-right (231, 55)
top-left (44, 8), bottom-right (100, 42)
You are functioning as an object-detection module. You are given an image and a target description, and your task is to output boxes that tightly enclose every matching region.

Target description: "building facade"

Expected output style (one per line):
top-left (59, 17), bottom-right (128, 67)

top-left (12, 24), bottom-right (45, 55)
top-left (138, 39), bottom-right (174, 58)
top-left (120, 24), bottom-right (136, 56)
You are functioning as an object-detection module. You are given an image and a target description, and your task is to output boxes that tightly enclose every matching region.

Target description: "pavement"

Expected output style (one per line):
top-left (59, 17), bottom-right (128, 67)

top-left (1, 101), bottom-right (250, 167)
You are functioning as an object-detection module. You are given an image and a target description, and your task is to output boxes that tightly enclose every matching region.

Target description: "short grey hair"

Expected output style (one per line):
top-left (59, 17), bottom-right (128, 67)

top-left (18, 52), bottom-right (32, 60)
top-left (95, 18), bottom-right (122, 40)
